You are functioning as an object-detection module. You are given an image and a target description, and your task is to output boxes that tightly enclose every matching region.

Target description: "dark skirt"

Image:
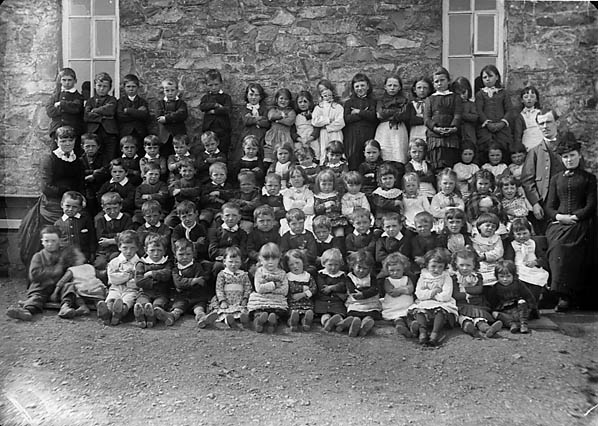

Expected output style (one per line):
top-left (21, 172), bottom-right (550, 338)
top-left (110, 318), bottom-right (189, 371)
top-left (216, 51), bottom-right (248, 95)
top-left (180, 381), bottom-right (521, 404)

top-left (314, 299), bottom-right (347, 316)
top-left (458, 304), bottom-right (494, 322)
top-left (18, 194), bottom-right (62, 267)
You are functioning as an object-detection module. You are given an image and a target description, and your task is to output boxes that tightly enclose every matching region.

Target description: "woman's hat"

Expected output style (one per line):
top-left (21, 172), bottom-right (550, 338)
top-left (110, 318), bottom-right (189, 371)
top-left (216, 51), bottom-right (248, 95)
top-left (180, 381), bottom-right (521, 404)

top-left (555, 132), bottom-right (581, 155)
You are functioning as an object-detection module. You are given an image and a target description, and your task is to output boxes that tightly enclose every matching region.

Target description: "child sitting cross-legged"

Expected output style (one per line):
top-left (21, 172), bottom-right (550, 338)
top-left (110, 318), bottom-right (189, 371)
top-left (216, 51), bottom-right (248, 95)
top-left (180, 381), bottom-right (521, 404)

top-left (285, 249), bottom-right (317, 332)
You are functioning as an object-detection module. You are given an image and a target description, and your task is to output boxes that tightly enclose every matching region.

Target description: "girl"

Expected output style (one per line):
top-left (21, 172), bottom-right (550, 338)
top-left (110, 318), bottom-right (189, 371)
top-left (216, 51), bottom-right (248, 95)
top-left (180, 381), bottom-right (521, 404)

top-left (322, 140), bottom-right (349, 183)
top-left (246, 243), bottom-right (289, 333)
top-left (482, 143), bottom-right (508, 179)
top-left (465, 169), bottom-right (500, 225)
top-left (281, 166), bottom-right (315, 234)
top-left (264, 88), bottom-right (296, 167)
top-left (285, 249), bottom-right (317, 332)
top-left (267, 143), bottom-right (294, 189)
top-left (402, 172), bottom-right (431, 232)
top-left (343, 73), bottom-right (378, 170)
top-left (313, 169), bottom-right (346, 236)
top-left (471, 213), bottom-right (504, 286)
top-left (407, 77), bottom-right (433, 142)
top-left (358, 139), bottom-right (384, 196)
top-left (236, 135), bottom-right (264, 185)
top-left (508, 145), bottom-right (526, 180)
top-left (452, 76), bottom-right (478, 149)
top-left (295, 146), bottom-right (320, 189)
top-left (294, 90), bottom-right (318, 159)
top-left (425, 66), bottom-right (463, 172)
top-left (430, 168), bottom-right (464, 231)
top-left (380, 252), bottom-right (415, 337)
top-left (341, 171), bottom-right (371, 219)
top-left (370, 162), bottom-right (403, 228)
top-left (314, 248), bottom-right (348, 331)
top-left (405, 139), bottom-right (436, 200)
top-left (451, 248), bottom-right (503, 338)
top-left (438, 208), bottom-right (472, 255)
top-left (340, 250), bottom-right (381, 337)
top-left (240, 83), bottom-right (270, 162)
top-left (453, 143), bottom-right (479, 199)
top-left (513, 86), bottom-right (543, 152)
top-left (497, 174), bottom-right (531, 223)
top-left (312, 87), bottom-right (345, 164)
top-left (475, 65), bottom-right (513, 165)
top-left (375, 74), bottom-right (410, 163)
top-left (408, 248), bottom-right (458, 345)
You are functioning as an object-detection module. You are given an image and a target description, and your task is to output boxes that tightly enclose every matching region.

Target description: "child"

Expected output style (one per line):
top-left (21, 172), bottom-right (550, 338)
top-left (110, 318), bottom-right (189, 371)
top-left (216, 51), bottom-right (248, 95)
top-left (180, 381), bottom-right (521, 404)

top-left (380, 252), bottom-right (414, 337)
top-left (84, 72), bottom-right (118, 165)
top-left (170, 201), bottom-right (208, 261)
top-left (97, 158), bottom-right (136, 216)
top-left (312, 215), bottom-right (346, 270)
top-left (343, 73), bottom-right (378, 170)
top-left (260, 173), bottom-right (286, 222)
top-left (513, 86), bottom-right (543, 152)
top-left (498, 174), bottom-right (531, 223)
top-left (452, 76), bottom-right (478, 150)
top-left (438, 207), bottom-right (472, 255)
top-left (210, 246), bottom-right (252, 328)
top-left (96, 230), bottom-right (141, 326)
top-left (140, 135), bottom-right (168, 180)
top-left (267, 143), bottom-right (294, 189)
top-left (285, 249), bottom-right (317, 332)
top-left (246, 243), bottom-right (289, 333)
top-left (246, 205), bottom-right (281, 273)
top-left (358, 139), bottom-right (384, 196)
top-left (465, 169), bottom-right (500, 225)
top-left (453, 143), bottom-right (479, 200)
top-left (46, 67), bottom-right (84, 147)
top-left (451, 248), bottom-right (503, 338)
top-left (411, 211), bottom-right (442, 274)
top-left (508, 146), bottom-right (527, 180)
top-left (81, 133), bottom-right (109, 215)
top-left (482, 143), bottom-right (508, 179)
top-left (136, 200), bottom-right (171, 251)
top-left (94, 192), bottom-right (134, 271)
top-left (264, 88), bottom-right (296, 167)
top-left (295, 146), bottom-right (320, 189)
top-left (370, 162), bottom-right (403, 228)
top-left (116, 74), bottom-right (149, 149)
top-left (408, 248), bottom-right (458, 345)
top-left (240, 83), bottom-right (270, 159)
top-left (6, 226), bottom-right (74, 321)
top-left (314, 248), bottom-right (348, 330)
top-left (402, 172), bottom-right (431, 232)
top-left (341, 250), bottom-right (381, 337)
top-left (322, 140), bottom-right (349, 183)
top-left (195, 131), bottom-right (227, 184)
top-left (280, 208), bottom-right (318, 268)
top-left (54, 191), bottom-right (96, 263)
top-left (405, 139), bottom-right (436, 199)
top-left (235, 135), bottom-right (264, 185)
top-left (341, 171), bottom-right (371, 220)
top-left (230, 171), bottom-right (261, 233)
top-left (155, 78), bottom-right (188, 155)
top-left (375, 212), bottom-right (413, 266)
top-left (155, 238), bottom-right (214, 327)
top-left (207, 202), bottom-right (248, 275)
top-left (295, 90), bottom-right (318, 158)
top-left (199, 69), bottom-right (233, 156)
top-left (430, 168), bottom-right (464, 231)
top-left (199, 162), bottom-right (231, 227)
top-left (485, 260), bottom-right (535, 333)
top-left (345, 207), bottom-right (378, 257)
top-left (134, 163), bottom-right (170, 224)
top-left (375, 74), bottom-right (410, 163)
top-left (313, 168), bottom-right (346, 236)
top-left (312, 88), bottom-right (345, 163)
top-left (471, 213), bottom-right (504, 286)
top-left (407, 77), bottom-right (433, 142)
top-left (133, 233), bottom-right (172, 328)
top-left (165, 158), bottom-right (201, 228)
top-left (282, 166), bottom-right (315, 234)
top-left (475, 65), bottom-right (513, 164)
top-left (167, 134), bottom-right (194, 184)
top-left (120, 136), bottom-right (142, 186)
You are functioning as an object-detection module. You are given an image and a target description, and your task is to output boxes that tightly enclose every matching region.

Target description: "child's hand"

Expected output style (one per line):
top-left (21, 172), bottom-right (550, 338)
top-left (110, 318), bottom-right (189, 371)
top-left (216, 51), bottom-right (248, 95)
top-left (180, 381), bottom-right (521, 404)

top-left (415, 256), bottom-right (425, 266)
top-left (197, 237), bottom-right (206, 245)
top-left (157, 116), bottom-right (166, 124)
top-left (54, 101), bottom-right (61, 108)
top-left (173, 188), bottom-right (181, 196)
top-left (262, 281), bottom-right (276, 292)
top-left (142, 194), bottom-right (151, 200)
top-left (219, 300), bottom-right (229, 309)
top-left (524, 260), bottom-right (537, 267)
top-left (209, 191), bottom-right (220, 197)
top-left (144, 271), bottom-right (153, 278)
top-left (351, 108), bottom-right (360, 115)
top-left (85, 175), bottom-right (94, 182)
top-left (353, 290), bottom-right (364, 299)
top-left (394, 200), bottom-right (402, 207)
top-left (193, 277), bottom-right (205, 286)
top-left (292, 292), bottom-right (305, 301)
top-left (389, 288), bottom-right (403, 297)
top-left (98, 238), bottom-right (109, 247)
top-left (364, 173), bottom-right (374, 179)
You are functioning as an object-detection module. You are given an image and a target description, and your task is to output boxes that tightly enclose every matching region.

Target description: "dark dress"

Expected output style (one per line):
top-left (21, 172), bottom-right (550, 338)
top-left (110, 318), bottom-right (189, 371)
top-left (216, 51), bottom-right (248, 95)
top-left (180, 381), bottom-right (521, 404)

top-left (424, 92), bottom-right (463, 172)
top-left (545, 168), bottom-right (597, 301)
top-left (343, 96), bottom-right (378, 170)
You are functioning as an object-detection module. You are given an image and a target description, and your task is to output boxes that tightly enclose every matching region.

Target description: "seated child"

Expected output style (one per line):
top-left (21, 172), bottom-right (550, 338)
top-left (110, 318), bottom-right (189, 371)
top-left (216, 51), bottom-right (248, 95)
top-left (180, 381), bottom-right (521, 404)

top-left (134, 162), bottom-right (170, 225)
top-left (170, 200), bottom-right (208, 260)
top-left (81, 133), bottom-right (109, 215)
top-left (497, 174), bottom-right (531, 224)
top-left (380, 252), bottom-right (414, 337)
top-left (198, 161), bottom-right (232, 227)
top-left (465, 169), bottom-right (500, 226)
top-left (96, 230), bottom-right (141, 326)
top-left (268, 143), bottom-right (294, 189)
top-left (260, 173), bottom-right (286, 223)
top-left (341, 171), bottom-right (371, 221)
top-left (471, 213), bottom-right (504, 286)
top-left (453, 143), bottom-right (479, 200)
top-left (438, 208), bottom-right (472, 255)
top-left (97, 158), bottom-right (136, 216)
top-left (358, 139), bottom-right (384, 196)
top-left (508, 146), bottom-right (526, 180)
top-left (321, 141), bottom-right (349, 183)
top-left (345, 207), bottom-right (378, 258)
top-left (314, 248), bottom-right (348, 331)
top-left (54, 191), bottom-right (96, 263)
top-left (94, 192), bottom-right (134, 271)
top-left (120, 136), bottom-right (142, 186)
top-left (167, 134), bottom-right (195, 185)
top-left (430, 168), bottom-right (464, 232)
top-left (195, 131), bottom-right (227, 184)
top-left (281, 166), bottom-right (315, 235)
top-left (405, 138), bottom-right (436, 199)
top-left (207, 202), bottom-right (248, 275)
top-left (139, 135), bottom-right (168, 180)
top-left (411, 211), bottom-right (442, 275)
top-left (370, 162), bottom-right (403, 229)
top-left (401, 172), bottom-right (431, 233)
top-left (312, 215), bottom-right (346, 270)
top-left (133, 233), bottom-right (173, 328)
top-left (165, 157), bottom-right (201, 228)
top-left (246, 242), bottom-right (289, 333)
top-left (285, 249), bottom-right (317, 332)
top-left (280, 208), bottom-right (318, 270)
top-left (313, 168), bottom-right (346, 237)
top-left (229, 171), bottom-right (261, 234)
top-left (295, 146), bottom-right (320, 190)
top-left (235, 135), bottom-right (264, 185)
top-left (375, 212), bottom-right (412, 267)
top-left (481, 143), bottom-right (508, 179)
top-left (136, 200), bottom-right (171, 253)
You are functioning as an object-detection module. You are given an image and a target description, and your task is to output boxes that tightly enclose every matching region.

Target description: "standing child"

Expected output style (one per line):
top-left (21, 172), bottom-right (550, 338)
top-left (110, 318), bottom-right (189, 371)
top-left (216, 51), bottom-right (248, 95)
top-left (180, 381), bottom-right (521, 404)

top-left (295, 146), bottom-right (320, 189)
top-left (93, 192), bottom-right (134, 271)
top-left (438, 208), bottom-right (472, 255)
top-left (314, 248), bottom-right (348, 331)
top-left (453, 143), bottom-right (479, 200)
top-left (116, 74), bottom-right (149, 150)
top-left (407, 77), bottom-right (433, 142)
top-left (46, 67), bottom-right (84, 149)
top-left (312, 88), bottom-right (345, 163)
top-left (513, 86), bottom-right (543, 152)
top-left (155, 78), bottom-right (188, 156)
top-left (97, 159), bottom-right (136, 217)
top-left (370, 162), bottom-right (403, 228)
top-left (358, 139), bottom-right (384, 196)
top-left (235, 135), bottom-right (264, 185)
top-left (167, 134), bottom-right (194, 185)
top-left (119, 136), bottom-right (142, 186)
top-left (264, 88), bottom-right (296, 167)
top-left (402, 172), bottom-right (431, 233)
top-left (139, 135), bottom-right (168, 180)
top-left (313, 169), bottom-right (346, 237)
top-left (405, 139), bottom-right (436, 199)
top-left (240, 83), bottom-right (270, 161)
top-left (343, 73), bottom-right (378, 170)
top-left (268, 143), bottom-right (294, 189)
top-left (375, 74), bottom-right (410, 164)
top-left (199, 69), bottom-right (233, 156)
top-left (246, 243), bottom-right (289, 333)
top-left (282, 166), bottom-right (315, 234)
top-left (285, 249), bottom-right (317, 332)
top-left (380, 252), bottom-right (415, 337)
top-left (341, 171), bottom-right (371, 220)
top-left (430, 168), bottom-right (464, 231)
top-left (452, 76), bottom-right (478, 150)
top-left (195, 131), bottom-right (227, 184)
top-left (408, 248), bottom-right (458, 345)
top-left (471, 213), bottom-right (504, 286)
top-left (294, 90), bottom-right (317, 157)
top-left (84, 72), bottom-right (118, 165)
top-left (54, 191), bottom-right (96, 263)
top-left (482, 143), bottom-right (508, 179)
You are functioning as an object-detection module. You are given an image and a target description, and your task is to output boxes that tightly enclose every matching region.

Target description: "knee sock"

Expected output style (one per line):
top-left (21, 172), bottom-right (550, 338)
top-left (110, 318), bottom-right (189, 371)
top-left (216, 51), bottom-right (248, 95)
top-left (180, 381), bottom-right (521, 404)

top-left (416, 313), bottom-right (427, 330)
top-left (432, 311), bottom-right (445, 334)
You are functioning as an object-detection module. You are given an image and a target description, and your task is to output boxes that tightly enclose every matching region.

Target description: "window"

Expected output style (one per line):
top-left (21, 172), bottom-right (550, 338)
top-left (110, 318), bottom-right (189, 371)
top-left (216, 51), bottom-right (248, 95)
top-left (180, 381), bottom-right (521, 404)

top-left (62, 0), bottom-right (119, 96)
top-left (443, 0), bottom-right (504, 92)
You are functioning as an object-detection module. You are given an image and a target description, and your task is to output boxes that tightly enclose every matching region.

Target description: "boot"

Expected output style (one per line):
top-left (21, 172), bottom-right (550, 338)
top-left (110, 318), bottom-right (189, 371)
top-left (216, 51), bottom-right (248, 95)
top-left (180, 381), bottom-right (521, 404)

top-left (144, 303), bottom-right (155, 328)
top-left (266, 313), bottom-right (278, 333)
top-left (133, 303), bottom-right (146, 328)
top-left (335, 316), bottom-right (353, 333)
top-left (75, 298), bottom-right (91, 316)
top-left (418, 327), bottom-right (429, 344)
top-left (462, 320), bottom-right (476, 336)
top-left (519, 302), bottom-right (530, 334)
top-left (484, 320), bottom-right (503, 338)
top-left (110, 298), bottom-right (123, 326)
top-left (239, 311), bottom-right (250, 327)
top-left (6, 306), bottom-right (33, 321)
top-left (348, 317), bottom-right (362, 337)
top-left (359, 317), bottom-right (375, 337)
top-left (288, 310), bottom-right (300, 331)
top-left (198, 311), bottom-right (218, 328)
top-left (394, 318), bottom-right (411, 338)
top-left (58, 303), bottom-right (76, 319)
top-left (254, 312), bottom-right (268, 333)
top-left (323, 314), bottom-right (342, 331)
top-left (302, 310), bottom-right (314, 332)
top-left (224, 313), bottom-right (235, 328)
top-left (96, 301), bottom-right (111, 325)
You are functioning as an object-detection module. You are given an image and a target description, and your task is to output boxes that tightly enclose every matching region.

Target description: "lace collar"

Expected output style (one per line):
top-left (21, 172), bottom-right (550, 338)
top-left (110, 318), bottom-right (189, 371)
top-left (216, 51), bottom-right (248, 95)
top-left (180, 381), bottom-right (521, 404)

top-left (53, 148), bottom-right (76, 162)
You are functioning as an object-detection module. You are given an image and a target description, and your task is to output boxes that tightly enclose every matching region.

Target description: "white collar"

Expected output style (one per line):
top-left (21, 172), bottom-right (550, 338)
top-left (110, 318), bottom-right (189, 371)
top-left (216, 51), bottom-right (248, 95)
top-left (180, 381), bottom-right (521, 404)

top-left (481, 87), bottom-right (501, 97)
top-left (175, 152), bottom-right (191, 159)
top-left (432, 90), bottom-right (453, 96)
top-left (316, 234), bottom-right (333, 244)
top-left (314, 191), bottom-right (337, 199)
top-left (319, 269), bottom-right (344, 278)
top-left (289, 229), bottom-right (306, 236)
top-left (223, 267), bottom-right (244, 276)
top-left (372, 187), bottom-right (402, 198)
top-left (241, 155), bottom-right (259, 161)
top-left (110, 176), bottom-right (129, 186)
top-left (53, 148), bottom-right (76, 162)
top-left (381, 231), bottom-right (404, 241)
top-left (145, 221), bottom-right (162, 228)
top-left (211, 181), bottom-right (225, 187)
top-left (144, 153), bottom-right (160, 160)
top-left (205, 149), bottom-right (220, 156)
top-left (348, 273), bottom-right (371, 287)
top-left (164, 96), bottom-right (179, 102)
top-left (210, 90), bottom-right (224, 95)
top-left (222, 223), bottom-right (239, 232)
top-left (61, 213), bottom-right (81, 221)
top-left (287, 271), bottom-right (311, 281)
top-left (117, 253), bottom-right (139, 264)
top-left (262, 187), bottom-right (280, 196)
top-left (142, 255), bottom-right (168, 265)
top-left (353, 229), bottom-right (370, 236)
top-left (104, 212), bottom-right (124, 222)
top-left (127, 95), bottom-right (137, 102)
top-left (182, 221), bottom-right (197, 233)
top-left (61, 87), bottom-right (77, 93)
top-left (122, 154), bottom-right (139, 160)
top-left (177, 260), bottom-right (194, 270)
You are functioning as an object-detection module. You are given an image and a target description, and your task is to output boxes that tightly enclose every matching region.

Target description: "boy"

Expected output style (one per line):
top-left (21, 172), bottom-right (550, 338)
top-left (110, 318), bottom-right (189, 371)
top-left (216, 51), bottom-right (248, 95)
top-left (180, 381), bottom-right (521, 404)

top-left (280, 208), bottom-right (318, 268)
top-left (6, 226), bottom-right (76, 321)
top-left (46, 67), bottom-right (84, 149)
top-left (165, 158), bottom-right (201, 228)
top-left (313, 215), bottom-right (346, 269)
top-left (207, 202), bottom-right (248, 275)
top-left (155, 238), bottom-right (214, 327)
top-left (120, 136), bottom-right (142, 186)
top-left (230, 171), bottom-right (261, 233)
top-left (116, 74), bottom-right (149, 149)
top-left (140, 135), bottom-right (168, 180)
top-left (195, 131), bottom-right (227, 184)
top-left (94, 192), bottom-right (134, 271)
top-left (81, 133), bottom-right (109, 215)
top-left (246, 205), bottom-right (280, 272)
top-left (170, 200), bottom-right (208, 260)
top-left (375, 212), bottom-right (412, 267)
top-left (260, 173), bottom-right (286, 222)
top-left (345, 207), bottom-right (378, 257)
top-left (84, 72), bottom-right (118, 165)
top-left (97, 158), bottom-right (136, 216)
top-left (134, 233), bottom-right (172, 328)
top-left (54, 191), bottom-right (96, 263)
top-left (155, 78), bottom-right (188, 155)
top-left (136, 200), bottom-right (171, 251)
top-left (134, 163), bottom-right (170, 225)
top-left (168, 134), bottom-right (194, 184)
top-left (199, 162), bottom-right (232, 227)
top-left (411, 211), bottom-right (442, 274)
top-left (96, 230), bottom-right (141, 326)
top-left (199, 69), bottom-right (233, 156)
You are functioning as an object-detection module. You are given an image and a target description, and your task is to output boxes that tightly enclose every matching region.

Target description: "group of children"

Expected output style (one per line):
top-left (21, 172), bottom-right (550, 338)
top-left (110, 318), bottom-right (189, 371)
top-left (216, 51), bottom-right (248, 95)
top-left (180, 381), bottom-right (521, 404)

top-left (6, 64), bottom-right (552, 346)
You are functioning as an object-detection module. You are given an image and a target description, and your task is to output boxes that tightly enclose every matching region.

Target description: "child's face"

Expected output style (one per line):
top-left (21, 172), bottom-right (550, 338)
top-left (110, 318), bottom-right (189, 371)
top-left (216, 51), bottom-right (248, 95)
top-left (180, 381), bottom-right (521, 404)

top-left (455, 256), bottom-right (475, 276)
top-left (277, 95), bottom-right (290, 108)
top-left (163, 84), bottom-right (177, 101)
top-left (346, 183), bottom-right (361, 195)
top-left (488, 149), bottom-right (502, 165)
top-left (247, 87), bottom-right (261, 105)
top-left (319, 177), bottom-right (334, 193)
top-left (459, 91), bottom-right (469, 101)
top-left (352, 262), bottom-right (370, 279)
top-left (287, 256), bottom-right (304, 275)
top-left (203, 139), bottom-right (219, 154)
top-left (243, 143), bottom-right (258, 158)
top-left (210, 168), bottom-right (227, 185)
top-left (289, 170), bottom-right (305, 188)
top-left (61, 197), bottom-right (82, 217)
top-left (175, 247), bottom-right (194, 265)
top-left (415, 218), bottom-right (433, 236)
top-left (124, 81), bottom-right (139, 98)
top-left (224, 254), bottom-right (242, 272)
top-left (478, 221), bottom-right (497, 238)
top-left (206, 79), bottom-right (222, 94)
top-left (288, 218), bottom-right (305, 235)
top-left (461, 149), bottom-right (475, 164)
top-left (146, 243), bottom-right (165, 263)
top-left (404, 179), bottom-right (418, 195)
top-left (383, 219), bottom-right (401, 237)
top-left (320, 89), bottom-right (333, 103)
top-left (496, 271), bottom-right (513, 286)
top-left (57, 136), bottom-right (76, 154)
top-left (501, 183), bottom-right (517, 199)
top-left (102, 202), bottom-right (121, 219)
top-left (143, 211), bottom-right (161, 226)
top-left (95, 80), bottom-right (111, 96)
top-left (521, 91), bottom-right (537, 109)
top-left (427, 260), bottom-right (445, 277)
top-left (410, 146), bottom-right (425, 162)
top-left (353, 216), bottom-right (370, 235)
top-left (265, 179), bottom-right (281, 196)
top-left (239, 179), bottom-right (255, 194)
top-left (439, 176), bottom-right (456, 195)
top-left (313, 226), bottom-right (330, 242)
top-left (261, 257), bottom-right (279, 272)
top-left (353, 80), bottom-right (369, 98)
top-left (299, 153), bottom-right (314, 166)
top-left (364, 145), bottom-right (380, 162)
top-left (83, 140), bottom-right (99, 156)
top-left (414, 81), bottom-right (430, 99)
top-left (445, 217), bottom-right (463, 234)
top-left (513, 228), bottom-right (531, 244)
top-left (327, 152), bottom-right (342, 164)
top-left (121, 142), bottom-right (137, 158)
top-left (41, 232), bottom-right (61, 253)
top-left (144, 144), bottom-right (160, 157)
top-left (387, 263), bottom-right (404, 280)
top-left (173, 143), bottom-right (189, 157)
top-left (433, 74), bottom-right (449, 92)
top-left (277, 148), bottom-right (290, 163)
top-left (510, 152), bottom-right (525, 166)
top-left (60, 75), bottom-right (76, 91)
top-left (380, 174), bottom-right (396, 190)
top-left (119, 242), bottom-right (138, 260)
top-left (222, 207), bottom-right (241, 228)
top-left (180, 166), bottom-right (195, 181)
top-left (384, 78), bottom-right (401, 96)
top-left (255, 215), bottom-right (274, 232)
top-left (323, 258), bottom-right (341, 275)
top-left (111, 166), bottom-right (126, 182)
top-left (482, 71), bottom-right (498, 88)
top-left (180, 211), bottom-right (198, 228)
top-left (476, 178), bottom-right (491, 194)
top-left (297, 96), bottom-right (310, 111)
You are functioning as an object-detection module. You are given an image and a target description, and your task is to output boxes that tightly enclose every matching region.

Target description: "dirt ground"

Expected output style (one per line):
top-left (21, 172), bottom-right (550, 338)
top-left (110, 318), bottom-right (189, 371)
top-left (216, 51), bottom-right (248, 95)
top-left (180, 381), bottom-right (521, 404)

top-left (0, 278), bottom-right (597, 426)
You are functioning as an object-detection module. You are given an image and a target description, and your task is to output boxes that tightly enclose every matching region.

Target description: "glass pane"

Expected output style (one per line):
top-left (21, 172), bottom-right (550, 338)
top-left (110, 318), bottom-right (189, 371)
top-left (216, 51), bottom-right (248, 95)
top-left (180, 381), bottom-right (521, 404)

top-left (449, 15), bottom-right (471, 56)
top-left (474, 56), bottom-right (497, 76)
top-left (449, 57), bottom-right (471, 82)
top-left (69, 60), bottom-right (91, 93)
top-left (69, 19), bottom-right (91, 58)
top-left (449, 0), bottom-right (470, 11)
top-left (94, 0), bottom-right (116, 16)
top-left (93, 60), bottom-right (116, 80)
top-left (477, 15), bottom-right (495, 52)
top-left (475, 0), bottom-right (496, 10)
top-left (70, 0), bottom-right (91, 15)
top-left (95, 20), bottom-right (114, 56)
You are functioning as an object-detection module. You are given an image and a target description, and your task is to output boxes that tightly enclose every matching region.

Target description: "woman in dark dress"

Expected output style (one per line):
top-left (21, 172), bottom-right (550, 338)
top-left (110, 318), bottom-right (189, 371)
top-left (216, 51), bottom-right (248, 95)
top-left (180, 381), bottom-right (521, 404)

top-left (545, 138), bottom-right (597, 311)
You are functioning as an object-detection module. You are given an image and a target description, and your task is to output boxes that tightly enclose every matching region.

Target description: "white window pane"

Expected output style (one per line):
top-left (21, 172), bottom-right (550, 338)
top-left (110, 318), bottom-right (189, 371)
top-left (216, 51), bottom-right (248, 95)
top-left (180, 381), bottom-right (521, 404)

top-left (69, 19), bottom-right (91, 58)
top-left (449, 15), bottom-right (471, 56)
top-left (69, 60), bottom-right (91, 92)
top-left (449, 58), bottom-right (471, 82)
top-left (70, 0), bottom-right (90, 15)
top-left (475, 0), bottom-right (496, 10)
top-left (477, 15), bottom-right (495, 52)
top-left (449, 0), bottom-right (470, 11)
top-left (95, 21), bottom-right (114, 56)
top-left (94, 0), bottom-right (116, 16)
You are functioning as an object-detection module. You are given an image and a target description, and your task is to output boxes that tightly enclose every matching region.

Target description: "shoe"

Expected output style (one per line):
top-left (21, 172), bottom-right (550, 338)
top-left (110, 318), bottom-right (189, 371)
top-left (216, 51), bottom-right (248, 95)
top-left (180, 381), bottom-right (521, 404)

top-left (111, 299), bottom-right (123, 326)
top-left (75, 303), bottom-right (91, 317)
top-left (348, 317), bottom-right (362, 337)
top-left (485, 320), bottom-right (503, 338)
top-left (555, 298), bottom-right (570, 312)
top-left (335, 317), bottom-right (353, 333)
top-left (323, 314), bottom-right (342, 332)
top-left (288, 311), bottom-right (300, 331)
top-left (96, 301), bottom-right (111, 325)
top-left (395, 322), bottom-right (411, 338)
top-left (133, 303), bottom-right (146, 328)
top-left (520, 323), bottom-right (529, 334)
top-left (409, 320), bottom-right (420, 336)
top-left (154, 306), bottom-right (175, 326)
top-left (144, 303), bottom-right (155, 328)
top-left (429, 332), bottom-right (440, 346)
top-left (418, 328), bottom-right (429, 345)
top-left (359, 317), bottom-right (375, 337)
top-left (462, 321), bottom-right (476, 336)
top-left (254, 312), bottom-right (267, 333)
top-left (239, 311), bottom-right (250, 326)
top-left (6, 306), bottom-right (32, 321)
top-left (198, 311), bottom-right (218, 328)
top-left (224, 314), bottom-right (235, 328)
top-left (510, 323), bottom-right (520, 333)
top-left (267, 313), bottom-right (277, 333)
top-left (58, 303), bottom-right (76, 319)
top-left (302, 310), bottom-right (314, 332)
